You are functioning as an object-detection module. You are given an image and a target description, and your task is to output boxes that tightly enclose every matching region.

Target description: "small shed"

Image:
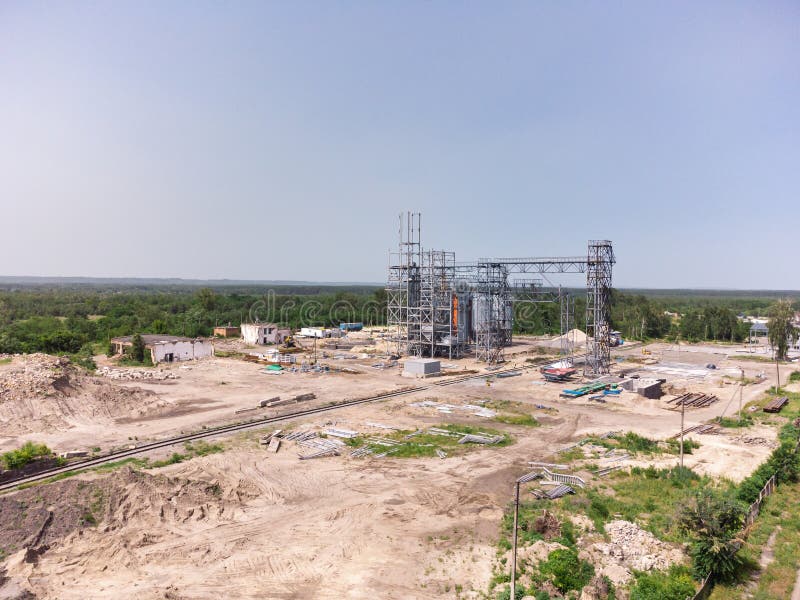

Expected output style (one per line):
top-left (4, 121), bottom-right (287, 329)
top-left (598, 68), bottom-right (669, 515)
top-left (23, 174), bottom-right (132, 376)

top-left (213, 326), bottom-right (240, 338)
top-left (403, 358), bottom-right (441, 378)
top-left (241, 323), bottom-right (287, 345)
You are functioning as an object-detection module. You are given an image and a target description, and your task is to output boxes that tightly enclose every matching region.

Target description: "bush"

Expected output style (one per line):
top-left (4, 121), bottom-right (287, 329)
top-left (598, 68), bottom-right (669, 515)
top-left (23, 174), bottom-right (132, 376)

top-left (539, 548), bottom-right (595, 593)
top-left (680, 490), bottom-right (745, 582)
top-left (2, 441), bottom-right (52, 470)
top-left (738, 426), bottom-right (800, 504)
top-left (629, 565), bottom-right (696, 600)
top-left (614, 432), bottom-right (660, 453)
top-left (789, 371), bottom-right (800, 383)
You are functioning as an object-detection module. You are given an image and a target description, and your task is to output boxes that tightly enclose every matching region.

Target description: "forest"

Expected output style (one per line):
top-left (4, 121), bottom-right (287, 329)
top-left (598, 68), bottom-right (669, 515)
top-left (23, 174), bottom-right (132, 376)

top-left (0, 283), bottom-right (797, 369)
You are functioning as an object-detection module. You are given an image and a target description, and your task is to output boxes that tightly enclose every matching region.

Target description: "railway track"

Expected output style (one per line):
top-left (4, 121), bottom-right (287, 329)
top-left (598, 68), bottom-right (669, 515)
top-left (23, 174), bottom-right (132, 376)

top-left (0, 362), bottom-right (544, 492)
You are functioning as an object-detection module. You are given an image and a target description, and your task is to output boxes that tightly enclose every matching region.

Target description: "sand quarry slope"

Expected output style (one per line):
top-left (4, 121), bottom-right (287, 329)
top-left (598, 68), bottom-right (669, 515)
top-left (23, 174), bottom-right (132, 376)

top-left (0, 354), bottom-right (161, 435)
top-left (0, 446), bottom-right (512, 600)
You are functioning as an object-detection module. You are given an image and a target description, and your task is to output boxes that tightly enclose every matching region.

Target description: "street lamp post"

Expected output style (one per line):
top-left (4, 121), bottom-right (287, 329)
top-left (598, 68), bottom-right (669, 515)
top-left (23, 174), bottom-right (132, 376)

top-left (511, 471), bottom-right (540, 599)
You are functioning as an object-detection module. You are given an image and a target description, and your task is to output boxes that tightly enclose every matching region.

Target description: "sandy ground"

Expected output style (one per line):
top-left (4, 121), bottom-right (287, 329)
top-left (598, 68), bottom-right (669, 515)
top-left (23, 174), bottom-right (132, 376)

top-left (0, 337), bottom-right (796, 599)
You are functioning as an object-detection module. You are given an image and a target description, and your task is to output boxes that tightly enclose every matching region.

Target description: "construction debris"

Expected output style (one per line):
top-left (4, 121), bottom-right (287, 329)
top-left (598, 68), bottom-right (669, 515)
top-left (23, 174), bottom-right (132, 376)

top-left (458, 434), bottom-right (504, 445)
top-left (540, 467), bottom-right (586, 488)
top-left (365, 422), bottom-right (400, 430)
top-left (667, 393), bottom-right (719, 408)
top-left (267, 437), bottom-right (281, 453)
top-left (435, 449), bottom-right (447, 459)
top-left (97, 366), bottom-right (178, 381)
top-left (763, 396), bottom-right (789, 413)
top-left (596, 465), bottom-right (623, 477)
top-left (533, 484), bottom-right (575, 500)
top-left (296, 435), bottom-right (344, 459)
top-left (495, 370), bottom-right (522, 378)
top-left (259, 396), bottom-right (281, 407)
top-left (409, 400), bottom-right (496, 418)
top-left (528, 462), bottom-right (568, 470)
top-left (324, 427), bottom-right (359, 439)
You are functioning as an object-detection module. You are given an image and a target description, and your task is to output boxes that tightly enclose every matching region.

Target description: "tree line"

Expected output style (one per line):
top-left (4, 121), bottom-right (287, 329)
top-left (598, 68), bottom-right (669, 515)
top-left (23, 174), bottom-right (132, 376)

top-left (0, 286), bottom-right (797, 364)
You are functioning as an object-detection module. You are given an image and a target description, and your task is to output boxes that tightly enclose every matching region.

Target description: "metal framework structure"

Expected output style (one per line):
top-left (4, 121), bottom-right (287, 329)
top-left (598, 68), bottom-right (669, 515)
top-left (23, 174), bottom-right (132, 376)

top-left (585, 241), bottom-right (615, 376)
top-left (386, 213), bottom-right (615, 375)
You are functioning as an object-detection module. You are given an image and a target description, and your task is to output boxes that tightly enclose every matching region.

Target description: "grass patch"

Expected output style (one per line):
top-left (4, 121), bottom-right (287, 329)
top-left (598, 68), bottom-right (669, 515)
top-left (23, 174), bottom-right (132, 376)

top-left (788, 371), bottom-right (800, 383)
top-left (355, 424), bottom-right (512, 459)
top-left (0, 357), bottom-right (11, 366)
top-left (494, 413), bottom-right (539, 427)
top-left (710, 480), bottom-right (800, 600)
top-left (716, 415), bottom-right (754, 428)
top-left (561, 466), bottom-right (716, 539)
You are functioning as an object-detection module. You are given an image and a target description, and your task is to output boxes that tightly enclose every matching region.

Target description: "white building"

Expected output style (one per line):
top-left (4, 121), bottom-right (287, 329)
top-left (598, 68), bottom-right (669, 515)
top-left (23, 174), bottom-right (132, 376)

top-left (241, 323), bottom-right (289, 345)
top-left (111, 335), bottom-right (214, 364)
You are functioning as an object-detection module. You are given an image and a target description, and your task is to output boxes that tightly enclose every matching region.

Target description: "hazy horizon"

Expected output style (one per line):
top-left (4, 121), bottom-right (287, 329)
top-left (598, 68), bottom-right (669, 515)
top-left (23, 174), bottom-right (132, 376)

top-left (2, 2), bottom-right (798, 288)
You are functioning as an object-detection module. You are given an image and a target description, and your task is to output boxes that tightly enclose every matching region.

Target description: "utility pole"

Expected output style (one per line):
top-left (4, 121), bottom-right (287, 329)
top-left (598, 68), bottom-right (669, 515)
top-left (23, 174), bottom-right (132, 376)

top-left (776, 358), bottom-right (781, 392)
top-left (511, 480), bottom-right (520, 600)
top-left (738, 384), bottom-right (743, 422)
top-left (680, 399), bottom-right (685, 469)
top-left (510, 471), bottom-right (538, 599)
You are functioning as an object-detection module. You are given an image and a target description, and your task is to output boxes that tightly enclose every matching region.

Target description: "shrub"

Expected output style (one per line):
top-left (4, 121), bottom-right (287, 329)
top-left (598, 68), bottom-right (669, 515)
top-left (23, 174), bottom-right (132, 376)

top-left (614, 432), bottom-right (659, 453)
top-left (539, 548), bottom-right (595, 593)
top-left (629, 565), bottom-right (696, 600)
top-left (1, 441), bottom-right (52, 470)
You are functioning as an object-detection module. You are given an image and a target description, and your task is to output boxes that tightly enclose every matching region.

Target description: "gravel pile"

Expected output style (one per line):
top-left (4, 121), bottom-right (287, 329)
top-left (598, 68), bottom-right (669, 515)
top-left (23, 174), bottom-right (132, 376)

top-left (585, 520), bottom-right (686, 585)
top-left (97, 366), bottom-right (178, 381)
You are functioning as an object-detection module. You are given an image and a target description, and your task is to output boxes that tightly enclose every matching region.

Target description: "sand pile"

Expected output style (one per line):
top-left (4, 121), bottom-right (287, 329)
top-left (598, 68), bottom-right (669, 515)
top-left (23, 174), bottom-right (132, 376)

top-left (0, 354), bottom-right (161, 434)
top-left (555, 328), bottom-right (588, 345)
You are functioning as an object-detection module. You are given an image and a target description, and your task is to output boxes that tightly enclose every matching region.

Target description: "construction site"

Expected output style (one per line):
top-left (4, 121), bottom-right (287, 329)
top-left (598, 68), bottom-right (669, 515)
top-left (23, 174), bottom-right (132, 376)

top-left (0, 215), bottom-right (798, 600)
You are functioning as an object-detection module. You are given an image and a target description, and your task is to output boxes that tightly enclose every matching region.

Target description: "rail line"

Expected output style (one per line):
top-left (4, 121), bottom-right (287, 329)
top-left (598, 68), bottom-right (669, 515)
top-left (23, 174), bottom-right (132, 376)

top-left (0, 362), bottom-right (544, 492)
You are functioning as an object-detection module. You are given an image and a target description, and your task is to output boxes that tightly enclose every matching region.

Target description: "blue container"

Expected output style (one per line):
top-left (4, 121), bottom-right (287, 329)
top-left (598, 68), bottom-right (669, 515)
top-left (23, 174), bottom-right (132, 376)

top-left (339, 322), bottom-right (363, 331)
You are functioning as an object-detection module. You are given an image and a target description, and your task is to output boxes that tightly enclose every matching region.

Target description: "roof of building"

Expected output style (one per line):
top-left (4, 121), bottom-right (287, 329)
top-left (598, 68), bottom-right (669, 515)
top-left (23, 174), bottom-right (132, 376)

top-left (112, 335), bottom-right (205, 345)
top-left (750, 322), bottom-right (768, 332)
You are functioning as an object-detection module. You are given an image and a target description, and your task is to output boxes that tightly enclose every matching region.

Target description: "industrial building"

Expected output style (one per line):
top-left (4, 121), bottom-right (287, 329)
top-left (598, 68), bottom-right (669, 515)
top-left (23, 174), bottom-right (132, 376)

top-left (110, 335), bottom-right (214, 364)
top-left (386, 212), bottom-right (615, 375)
top-left (241, 323), bottom-right (290, 345)
top-left (213, 326), bottom-right (240, 338)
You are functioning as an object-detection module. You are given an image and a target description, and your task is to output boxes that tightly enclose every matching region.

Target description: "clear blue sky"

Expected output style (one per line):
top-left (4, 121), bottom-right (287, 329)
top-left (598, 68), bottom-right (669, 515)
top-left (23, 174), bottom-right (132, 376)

top-left (1, 2), bottom-right (798, 288)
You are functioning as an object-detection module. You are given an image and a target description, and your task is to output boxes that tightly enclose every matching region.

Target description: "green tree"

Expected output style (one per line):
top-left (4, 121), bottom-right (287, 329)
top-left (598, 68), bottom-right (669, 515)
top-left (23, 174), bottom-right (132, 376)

top-left (196, 287), bottom-right (218, 312)
top-left (767, 299), bottom-right (798, 361)
top-left (679, 490), bottom-right (745, 582)
top-left (130, 333), bottom-right (146, 363)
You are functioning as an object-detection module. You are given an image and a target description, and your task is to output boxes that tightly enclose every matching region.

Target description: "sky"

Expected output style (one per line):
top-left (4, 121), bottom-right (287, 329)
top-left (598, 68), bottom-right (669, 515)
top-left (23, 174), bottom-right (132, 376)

top-left (1, 2), bottom-right (798, 289)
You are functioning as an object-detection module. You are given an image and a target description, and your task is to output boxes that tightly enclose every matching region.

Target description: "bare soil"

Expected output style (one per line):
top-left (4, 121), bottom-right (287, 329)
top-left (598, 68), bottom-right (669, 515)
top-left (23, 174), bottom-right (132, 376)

top-left (0, 337), bottom-right (795, 599)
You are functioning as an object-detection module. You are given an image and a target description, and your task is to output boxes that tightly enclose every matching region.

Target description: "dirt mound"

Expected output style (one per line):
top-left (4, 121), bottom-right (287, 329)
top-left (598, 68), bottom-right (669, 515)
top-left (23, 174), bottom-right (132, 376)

top-left (0, 466), bottom-right (234, 598)
top-left (0, 354), bottom-right (161, 434)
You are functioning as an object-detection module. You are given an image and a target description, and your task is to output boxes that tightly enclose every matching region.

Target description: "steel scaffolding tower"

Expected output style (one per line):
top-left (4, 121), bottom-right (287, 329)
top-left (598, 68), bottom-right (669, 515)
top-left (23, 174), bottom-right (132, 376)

top-left (386, 216), bottom-right (615, 374)
top-left (474, 263), bottom-right (510, 363)
top-left (585, 240), bottom-right (615, 376)
top-left (386, 212), bottom-right (421, 356)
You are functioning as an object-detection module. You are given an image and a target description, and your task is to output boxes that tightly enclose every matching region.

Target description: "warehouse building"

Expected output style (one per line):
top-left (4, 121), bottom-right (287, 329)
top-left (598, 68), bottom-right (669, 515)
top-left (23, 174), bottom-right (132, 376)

top-left (110, 335), bottom-right (214, 364)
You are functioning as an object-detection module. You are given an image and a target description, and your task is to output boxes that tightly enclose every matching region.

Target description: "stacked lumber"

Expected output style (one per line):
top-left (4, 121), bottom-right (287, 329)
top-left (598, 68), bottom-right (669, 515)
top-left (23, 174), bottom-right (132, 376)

top-left (668, 423), bottom-right (719, 440)
top-left (763, 397), bottom-right (789, 414)
top-left (667, 393), bottom-right (719, 408)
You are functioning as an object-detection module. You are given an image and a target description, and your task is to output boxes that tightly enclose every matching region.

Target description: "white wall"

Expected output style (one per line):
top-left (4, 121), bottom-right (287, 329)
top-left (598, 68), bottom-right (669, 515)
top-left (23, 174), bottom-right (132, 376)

top-left (150, 340), bottom-right (214, 363)
top-left (242, 323), bottom-right (282, 345)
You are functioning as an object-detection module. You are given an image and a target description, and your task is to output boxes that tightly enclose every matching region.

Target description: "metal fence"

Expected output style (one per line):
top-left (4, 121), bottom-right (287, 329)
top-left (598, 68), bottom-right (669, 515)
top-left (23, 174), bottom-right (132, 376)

top-left (690, 466), bottom-right (783, 599)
